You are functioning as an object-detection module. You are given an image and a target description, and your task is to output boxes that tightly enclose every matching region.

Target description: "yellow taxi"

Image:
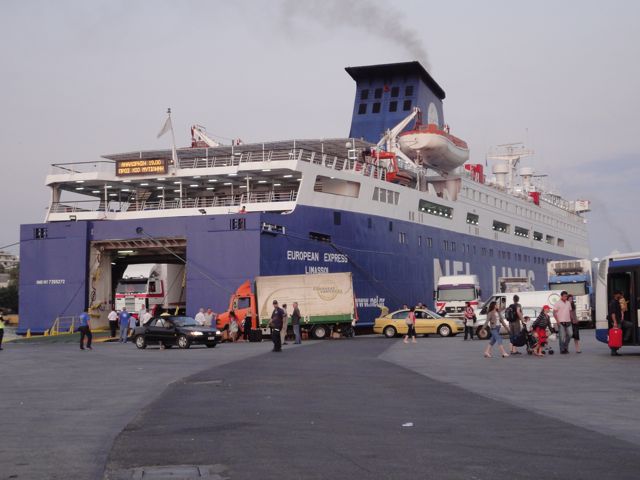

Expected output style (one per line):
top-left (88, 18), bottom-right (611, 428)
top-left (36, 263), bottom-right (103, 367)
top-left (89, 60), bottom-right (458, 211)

top-left (373, 308), bottom-right (465, 338)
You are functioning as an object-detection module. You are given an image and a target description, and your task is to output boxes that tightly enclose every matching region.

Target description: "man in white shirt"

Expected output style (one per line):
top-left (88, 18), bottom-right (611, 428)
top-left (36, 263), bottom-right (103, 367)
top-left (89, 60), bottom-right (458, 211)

top-left (108, 309), bottom-right (118, 338)
top-left (138, 307), bottom-right (147, 327)
top-left (195, 308), bottom-right (207, 326)
top-left (141, 309), bottom-right (153, 326)
top-left (553, 291), bottom-right (573, 354)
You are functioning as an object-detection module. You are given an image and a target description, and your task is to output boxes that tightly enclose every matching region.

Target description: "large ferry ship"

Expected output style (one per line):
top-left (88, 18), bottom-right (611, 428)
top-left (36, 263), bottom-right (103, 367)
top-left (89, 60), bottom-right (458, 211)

top-left (18, 62), bottom-right (590, 333)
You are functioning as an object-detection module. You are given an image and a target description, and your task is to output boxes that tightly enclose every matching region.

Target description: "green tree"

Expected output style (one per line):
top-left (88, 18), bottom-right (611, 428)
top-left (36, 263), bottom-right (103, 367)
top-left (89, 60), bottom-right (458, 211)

top-left (0, 263), bottom-right (19, 313)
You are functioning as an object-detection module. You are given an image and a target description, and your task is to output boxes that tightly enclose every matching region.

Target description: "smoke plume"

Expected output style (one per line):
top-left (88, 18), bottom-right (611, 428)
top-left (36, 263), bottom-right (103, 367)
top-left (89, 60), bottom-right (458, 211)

top-left (281, 0), bottom-right (430, 69)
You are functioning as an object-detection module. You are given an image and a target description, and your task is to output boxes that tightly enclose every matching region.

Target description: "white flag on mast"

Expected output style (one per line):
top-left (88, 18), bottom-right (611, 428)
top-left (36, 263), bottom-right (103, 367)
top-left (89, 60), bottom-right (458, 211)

top-left (157, 116), bottom-right (173, 138)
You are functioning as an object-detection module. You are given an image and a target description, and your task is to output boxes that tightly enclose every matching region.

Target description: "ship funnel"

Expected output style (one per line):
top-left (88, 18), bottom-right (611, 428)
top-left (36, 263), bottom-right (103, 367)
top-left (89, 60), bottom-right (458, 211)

top-left (493, 163), bottom-right (509, 188)
top-left (519, 166), bottom-right (535, 190)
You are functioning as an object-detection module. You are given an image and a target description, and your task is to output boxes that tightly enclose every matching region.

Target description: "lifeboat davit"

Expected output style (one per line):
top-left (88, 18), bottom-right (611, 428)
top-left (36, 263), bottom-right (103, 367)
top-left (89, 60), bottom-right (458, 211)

top-left (398, 124), bottom-right (469, 172)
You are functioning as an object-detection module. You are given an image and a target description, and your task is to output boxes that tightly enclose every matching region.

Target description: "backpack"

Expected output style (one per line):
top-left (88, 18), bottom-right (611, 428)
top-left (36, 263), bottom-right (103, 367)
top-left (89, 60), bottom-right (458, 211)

top-left (505, 304), bottom-right (518, 323)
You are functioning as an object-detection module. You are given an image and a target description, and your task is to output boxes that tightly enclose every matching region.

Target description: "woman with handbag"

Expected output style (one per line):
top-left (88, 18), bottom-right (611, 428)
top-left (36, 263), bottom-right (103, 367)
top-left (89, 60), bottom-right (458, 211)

top-left (404, 307), bottom-right (417, 344)
top-left (483, 301), bottom-right (510, 358)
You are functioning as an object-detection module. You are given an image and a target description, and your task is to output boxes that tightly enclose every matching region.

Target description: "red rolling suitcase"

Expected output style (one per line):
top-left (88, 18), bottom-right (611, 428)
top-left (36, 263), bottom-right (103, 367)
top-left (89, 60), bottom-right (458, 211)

top-left (608, 328), bottom-right (623, 349)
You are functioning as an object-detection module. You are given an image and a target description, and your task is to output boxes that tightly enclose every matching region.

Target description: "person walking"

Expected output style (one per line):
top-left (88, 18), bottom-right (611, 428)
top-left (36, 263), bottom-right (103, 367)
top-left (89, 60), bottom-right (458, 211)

top-left (403, 307), bottom-right (417, 343)
top-left (506, 295), bottom-right (524, 355)
top-left (119, 308), bottom-right (130, 343)
top-left (0, 313), bottom-right (5, 350)
top-left (140, 308), bottom-right (152, 326)
top-left (291, 302), bottom-right (302, 344)
top-left (483, 301), bottom-right (510, 358)
top-left (108, 308), bottom-right (118, 337)
top-left (204, 308), bottom-right (214, 327)
top-left (195, 308), bottom-right (207, 326)
top-left (553, 291), bottom-right (573, 354)
top-left (78, 311), bottom-right (92, 350)
top-left (567, 294), bottom-right (582, 353)
top-left (228, 311), bottom-right (240, 342)
top-left (269, 300), bottom-right (285, 352)
top-left (138, 306), bottom-right (147, 327)
top-left (463, 301), bottom-right (476, 340)
top-left (281, 303), bottom-right (289, 345)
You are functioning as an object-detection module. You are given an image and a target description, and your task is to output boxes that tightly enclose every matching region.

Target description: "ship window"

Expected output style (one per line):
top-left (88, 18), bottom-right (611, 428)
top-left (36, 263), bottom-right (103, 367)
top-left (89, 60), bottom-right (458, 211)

top-left (389, 221), bottom-right (393, 232)
top-left (418, 235), bottom-right (422, 246)
top-left (451, 242), bottom-right (456, 252)
top-left (372, 187), bottom-right (379, 201)
top-left (405, 85), bottom-right (414, 96)
top-left (372, 102), bottom-right (381, 114)
top-left (360, 89), bottom-right (369, 100)
top-left (427, 237), bottom-right (433, 247)
top-left (230, 218), bottom-right (246, 230)
top-left (391, 86), bottom-right (399, 97)
top-left (515, 226), bottom-right (529, 238)
top-left (489, 249), bottom-right (494, 257)
top-left (533, 231), bottom-right (543, 241)
top-left (482, 247), bottom-right (487, 256)
top-left (558, 238), bottom-right (565, 247)
top-left (389, 101), bottom-right (398, 112)
top-left (358, 103), bottom-right (367, 115)
top-left (546, 234), bottom-right (555, 245)
top-left (368, 217), bottom-right (372, 229)
top-left (374, 88), bottom-right (383, 99)
top-left (315, 175), bottom-right (360, 198)
top-left (403, 100), bottom-right (412, 111)
top-left (466, 213), bottom-right (479, 225)
top-left (333, 211), bottom-right (341, 226)
top-left (419, 200), bottom-right (453, 219)
top-left (492, 220), bottom-right (509, 233)
top-left (34, 227), bottom-right (48, 239)
top-left (399, 232), bottom-right (407, 244)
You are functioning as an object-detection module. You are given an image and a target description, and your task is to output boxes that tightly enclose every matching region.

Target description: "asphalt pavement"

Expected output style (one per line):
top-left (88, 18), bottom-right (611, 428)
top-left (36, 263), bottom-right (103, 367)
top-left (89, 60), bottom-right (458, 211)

top-left (104, 335), bottom-right (639, 480)
top-left (2, 333), bottom-right (639, 479)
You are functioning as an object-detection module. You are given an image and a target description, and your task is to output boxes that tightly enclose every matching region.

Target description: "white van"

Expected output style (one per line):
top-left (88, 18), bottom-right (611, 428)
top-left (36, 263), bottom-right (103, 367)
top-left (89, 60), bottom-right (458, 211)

top-left (474, 290), bottom-right (563, 339)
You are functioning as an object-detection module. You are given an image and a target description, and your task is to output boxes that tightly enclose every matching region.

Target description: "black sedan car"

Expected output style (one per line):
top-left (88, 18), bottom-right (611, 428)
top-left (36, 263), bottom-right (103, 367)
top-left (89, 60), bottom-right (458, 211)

top-left (133, 315), bottom-right (221, 349)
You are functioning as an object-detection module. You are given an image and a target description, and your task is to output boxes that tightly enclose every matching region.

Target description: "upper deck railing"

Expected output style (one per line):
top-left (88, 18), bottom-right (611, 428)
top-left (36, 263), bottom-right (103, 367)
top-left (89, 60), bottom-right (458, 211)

top-left (49, 190), bottom-right (298, 214)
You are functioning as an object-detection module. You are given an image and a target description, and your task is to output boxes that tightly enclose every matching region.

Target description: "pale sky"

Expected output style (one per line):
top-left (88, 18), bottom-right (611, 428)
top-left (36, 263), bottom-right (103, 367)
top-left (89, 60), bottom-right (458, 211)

top-left (1, 0), bottom-right (638, 258)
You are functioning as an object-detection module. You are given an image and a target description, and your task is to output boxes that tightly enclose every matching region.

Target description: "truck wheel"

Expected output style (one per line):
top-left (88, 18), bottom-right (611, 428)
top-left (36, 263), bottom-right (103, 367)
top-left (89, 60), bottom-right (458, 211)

top-left (476, 326), bottom-right (489, 340)
top-left (135, 335), bottom-right (146, 349)
top-left (437, 324), bottom-right (452, 337)
top-left (311, 325), bottom-right (328, 339)
top-left (383, 326), bottom-right (397, 338)
top-left (177, 335), bottom-right (191, 349)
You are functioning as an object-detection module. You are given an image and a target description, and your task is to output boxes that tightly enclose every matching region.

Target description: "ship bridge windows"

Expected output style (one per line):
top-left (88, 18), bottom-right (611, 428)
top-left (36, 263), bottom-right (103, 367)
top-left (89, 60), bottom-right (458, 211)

top-left (492, 220), bottom-right (509, 233)
top-left (389, 101), bottom-right (398, 112)
top-left (405, 85), bottom-right (414, 96)
top-left (358, 104), bottom-right (367, 115)
top-left (514, 226), bottom-right (529, 238)
top-left (403, 100), bottom-right (412, 111)
top-left (360, 89), bottom-right (369, 100)
top-left (374, 88), bottom-right (383, 99)
top-left (419, 200), bottom-right (452, 219)
top-left (391, 86), bottom-right (399, 97)
top-left (533, 231), bottom-right (543, 241)
top-left (466, 213), bottom-right (479, 225)
top-left (558, 238), bottom-right (565, 247)
top-left (372, 102), bottom-right (381, 114)
top-left (546, 234), bottom-right (555, 245)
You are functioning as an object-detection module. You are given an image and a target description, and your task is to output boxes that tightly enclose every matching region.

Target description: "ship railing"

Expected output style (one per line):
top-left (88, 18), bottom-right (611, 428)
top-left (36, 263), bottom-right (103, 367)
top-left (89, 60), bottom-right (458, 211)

top-left (179, 155), bottom-right (241, 169)
top-left (297, 148), bottom-right (387, 180)
top-left (49, 190), bottom-right (298, 214)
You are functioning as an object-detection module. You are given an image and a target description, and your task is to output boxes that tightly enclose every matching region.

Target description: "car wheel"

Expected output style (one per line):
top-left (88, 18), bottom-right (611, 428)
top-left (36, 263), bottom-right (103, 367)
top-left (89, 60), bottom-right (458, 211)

top-left (311, 325), bottom-right (328, 339)
top-left (383, 325), bottom-right (397, 338)
top-left (476, 327), bottom-right (489, 340)
top-left (134, 335), bottom-right (146, 349)
top-left (437, 324), bottom-right (452, 337)
top-left (206, 342), bottom-right (216, 348)
top-left (177, 335), bottom-right (191, 349)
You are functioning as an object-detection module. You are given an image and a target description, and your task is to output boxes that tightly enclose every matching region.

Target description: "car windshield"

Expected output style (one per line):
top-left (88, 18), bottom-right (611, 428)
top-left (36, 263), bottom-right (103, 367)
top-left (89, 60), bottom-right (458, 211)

top-left (436, 286), bottom-right (476, 301)
top-left (169, 316), bottom-right (197, 327)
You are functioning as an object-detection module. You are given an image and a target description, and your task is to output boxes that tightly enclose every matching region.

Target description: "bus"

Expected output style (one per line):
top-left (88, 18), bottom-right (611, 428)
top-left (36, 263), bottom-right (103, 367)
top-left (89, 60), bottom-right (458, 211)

top-left (595, 252), bottom-right (640, 349)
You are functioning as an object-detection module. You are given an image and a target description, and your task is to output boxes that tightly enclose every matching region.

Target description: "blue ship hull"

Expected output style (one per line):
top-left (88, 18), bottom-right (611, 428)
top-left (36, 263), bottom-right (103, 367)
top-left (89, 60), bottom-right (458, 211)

top-left (18, 205), bottom-right (572, 334)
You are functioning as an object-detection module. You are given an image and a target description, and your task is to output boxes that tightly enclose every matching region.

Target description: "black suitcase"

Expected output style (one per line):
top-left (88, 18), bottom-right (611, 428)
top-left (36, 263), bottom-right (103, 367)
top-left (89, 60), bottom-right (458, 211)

top-left (249, 328), bottom-right (263, 342)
